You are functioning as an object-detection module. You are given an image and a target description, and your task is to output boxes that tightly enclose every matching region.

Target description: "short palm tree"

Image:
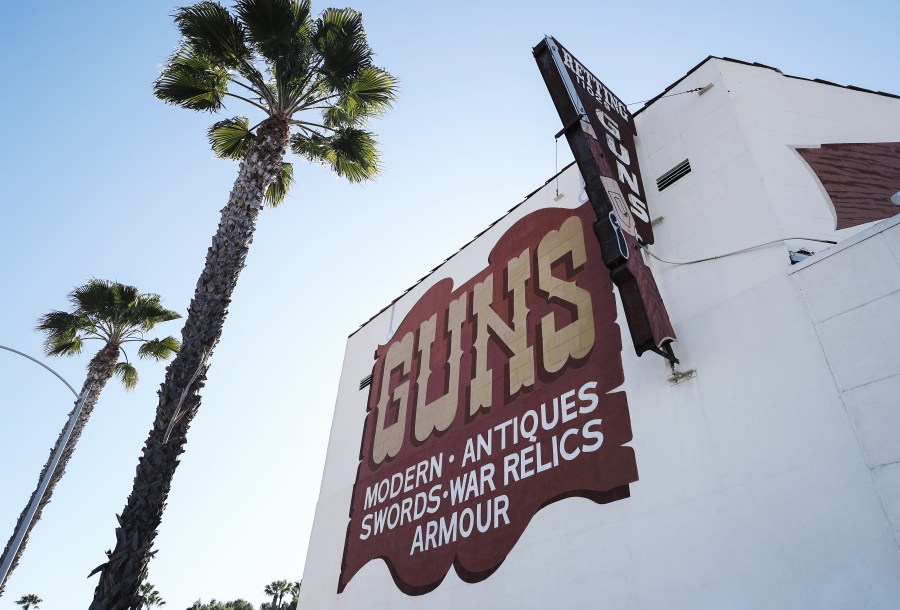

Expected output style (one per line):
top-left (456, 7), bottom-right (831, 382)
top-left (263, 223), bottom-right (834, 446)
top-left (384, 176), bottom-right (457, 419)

top-left (0, 281), bottom-right (179, 597)
top-left (188, 600), bottom-right (254, 610)
top-left (263, 580), bottom-right (292, 609)
top-left (88, 2), bottom-right (395, 608)
top-left (14, 593), bottom-right (42, 610)
top-left (287, 581), bottom-right (300, 607)
top-left (138, 581), bottom-right (166, 608)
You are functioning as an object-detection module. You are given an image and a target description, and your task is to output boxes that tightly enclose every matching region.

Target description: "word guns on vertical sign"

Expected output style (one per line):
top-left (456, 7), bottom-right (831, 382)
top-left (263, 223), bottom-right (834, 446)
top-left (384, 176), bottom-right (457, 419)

top-left (544, 38), bottom-right (653, 243)
top-left (339, 205), bottom-right (638, 595)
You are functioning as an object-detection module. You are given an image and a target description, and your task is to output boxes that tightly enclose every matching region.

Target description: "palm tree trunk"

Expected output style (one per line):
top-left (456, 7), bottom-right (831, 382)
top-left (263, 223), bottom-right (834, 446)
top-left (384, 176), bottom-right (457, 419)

top-left (0, 342), bottom-right (120, 597)
top-left (88, 116), bottom-right (291, 610)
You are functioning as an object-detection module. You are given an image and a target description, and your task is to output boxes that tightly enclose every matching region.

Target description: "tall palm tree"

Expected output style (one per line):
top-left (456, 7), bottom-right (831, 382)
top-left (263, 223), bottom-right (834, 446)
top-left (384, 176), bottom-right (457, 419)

top-left (0, 281), bottom-right (179, 597)
top-left (138, 581), bottom-right (166, 609)
top-left (88, 2), bottom-right (395, 608)
top-left (14, 594), bottom-right (42, 610)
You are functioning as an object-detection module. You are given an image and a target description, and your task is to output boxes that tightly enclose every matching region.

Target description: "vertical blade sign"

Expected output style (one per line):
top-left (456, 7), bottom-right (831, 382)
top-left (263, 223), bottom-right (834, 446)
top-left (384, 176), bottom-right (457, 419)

top-left (534, 36), bottom-right (677, 360)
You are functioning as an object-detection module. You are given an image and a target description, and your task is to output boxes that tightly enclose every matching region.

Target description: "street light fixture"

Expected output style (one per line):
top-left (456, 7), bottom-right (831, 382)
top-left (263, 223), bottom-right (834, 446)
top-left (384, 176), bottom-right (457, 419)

top-left (0, 344), bottom-right (92, 594)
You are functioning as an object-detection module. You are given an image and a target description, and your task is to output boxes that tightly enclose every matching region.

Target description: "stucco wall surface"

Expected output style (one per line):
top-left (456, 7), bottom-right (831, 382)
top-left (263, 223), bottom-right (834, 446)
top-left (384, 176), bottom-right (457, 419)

top-left (790, 215), bottom-right (900, 545)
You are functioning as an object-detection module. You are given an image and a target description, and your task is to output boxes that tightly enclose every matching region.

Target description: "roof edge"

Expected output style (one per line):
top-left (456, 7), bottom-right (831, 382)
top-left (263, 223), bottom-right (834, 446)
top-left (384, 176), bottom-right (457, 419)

top-left (633, 56), bottom-right (900, 117)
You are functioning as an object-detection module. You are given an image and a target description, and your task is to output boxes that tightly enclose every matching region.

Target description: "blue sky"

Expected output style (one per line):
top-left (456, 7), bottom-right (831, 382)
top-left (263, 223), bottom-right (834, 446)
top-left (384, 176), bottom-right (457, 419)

top-left (1, 1), bottom-right (897, 608)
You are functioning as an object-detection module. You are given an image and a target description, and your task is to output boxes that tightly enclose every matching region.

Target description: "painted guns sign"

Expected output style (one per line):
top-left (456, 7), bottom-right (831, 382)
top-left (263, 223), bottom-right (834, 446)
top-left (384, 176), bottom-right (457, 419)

top-left (339, 204), bottom-right (638, 594)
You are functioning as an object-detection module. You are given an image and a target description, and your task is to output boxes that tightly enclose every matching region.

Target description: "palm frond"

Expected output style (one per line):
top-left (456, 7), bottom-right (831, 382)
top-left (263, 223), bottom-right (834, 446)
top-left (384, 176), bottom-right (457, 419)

top-left (114, 362), bottom-right (139, 391)
top-left (274, 46), bottom-right (315, 109)
top-left (291, 132), bottom-right (329, 162)
top-left (71, 279), bottom-right (116, 315)
top-left (173, 2), bottom-right (277, 110)
top-left (264, 162), bottom-right (293, 206)
top-left (174, 1), bottom-right (250, 68)
top-left (68, 280), bottom-right (175, 335)
top-left (313, 8), bottom-right (372, 88)
top-left (237, 0), bottom-right (313, 110)
top-left (37, 310), bottom-right (86, 344)
top-left (154, 47), bottom-right (229, 112)
top-left (322, 68), bottom-right (396, 128)
top-left (208, 116), bottom-right (255, 159)
top-left (291, 128), bottom-right (379, 183)
top-left (138, 336), bottom-right (181, 361)
top-left (321, 102), bottom-right (357, 128)
top-left (113, 283), bottom-right (140, 311)
top-left (129, 299), bottom-right (182, 332)
top-left (235, 0), bottom-right (311, 61)
top-left (47, 337), bottom-right (84, 357)
top-left (344, 66), bottom-right (396, 112)
top-left (233, 60), bottom-right (278, 111)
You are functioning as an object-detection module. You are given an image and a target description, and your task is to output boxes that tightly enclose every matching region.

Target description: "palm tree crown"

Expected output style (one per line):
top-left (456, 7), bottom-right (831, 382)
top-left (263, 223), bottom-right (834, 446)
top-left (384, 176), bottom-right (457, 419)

top-left (263, 579), bottom-right (292, 608)
top-left (38, 279), bottom-right (181, 389)
top-left (14, 593), bottom-right (42, 610)
top-left (155, 0), bottom-right (397, 194)
top-left (138, 581), bottom-right (166, 608)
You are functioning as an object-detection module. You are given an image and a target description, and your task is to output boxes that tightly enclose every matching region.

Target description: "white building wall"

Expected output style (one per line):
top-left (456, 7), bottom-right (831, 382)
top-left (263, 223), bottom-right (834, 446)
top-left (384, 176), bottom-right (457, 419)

top-left (718, 61), bottom-right (900, 243)
top-left (790, 215), bottom-right (900, 544)
top-left (299, 60), bottom-right (900, 609)
top-left (633, 59), bottom-right (788, 323)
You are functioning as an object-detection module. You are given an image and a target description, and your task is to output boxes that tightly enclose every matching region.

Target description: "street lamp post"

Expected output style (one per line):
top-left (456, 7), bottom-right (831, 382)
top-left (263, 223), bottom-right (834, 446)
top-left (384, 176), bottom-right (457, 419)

top-left (0, 344), bottom-right (92, 594)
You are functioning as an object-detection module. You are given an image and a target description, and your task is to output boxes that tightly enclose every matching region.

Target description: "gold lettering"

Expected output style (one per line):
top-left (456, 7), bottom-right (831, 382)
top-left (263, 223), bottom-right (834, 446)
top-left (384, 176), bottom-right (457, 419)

top-left (372, 331), bottom-right (414, 464)
top-left (470, 250), bottom-right (534, 415)
top-left (413, 294), bottom-right (467, 442)
top-left (537, 217), bottom-right (595, 373)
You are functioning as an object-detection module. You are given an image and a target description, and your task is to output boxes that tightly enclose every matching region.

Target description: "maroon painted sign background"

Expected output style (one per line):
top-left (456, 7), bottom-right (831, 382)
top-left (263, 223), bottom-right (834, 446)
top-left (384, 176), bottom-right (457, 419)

top-left (339, 204), bottom-right (638, 595)
top-left (797, 142), bottom-right (900, 230)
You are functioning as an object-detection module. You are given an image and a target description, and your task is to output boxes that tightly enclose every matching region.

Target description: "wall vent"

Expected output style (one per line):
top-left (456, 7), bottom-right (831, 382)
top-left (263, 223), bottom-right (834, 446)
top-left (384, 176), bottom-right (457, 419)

top-left (359, 373), bottom-right (373, 390)
top-left (656, 159), bottom-right (691, 192)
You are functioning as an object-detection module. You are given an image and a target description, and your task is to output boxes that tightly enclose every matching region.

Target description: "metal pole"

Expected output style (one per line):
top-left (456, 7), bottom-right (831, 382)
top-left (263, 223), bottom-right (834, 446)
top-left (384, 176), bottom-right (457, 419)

top-left (0, 345), bottom-right (79, 398)
top-left (0, 345), bottom-right (87, 593)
